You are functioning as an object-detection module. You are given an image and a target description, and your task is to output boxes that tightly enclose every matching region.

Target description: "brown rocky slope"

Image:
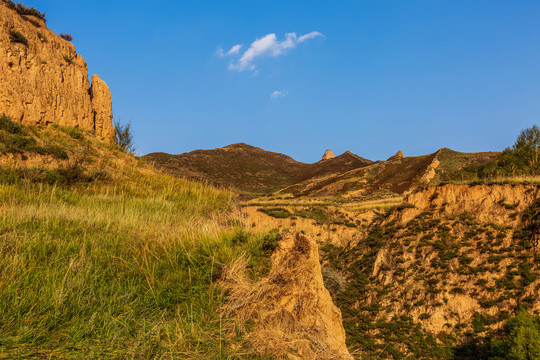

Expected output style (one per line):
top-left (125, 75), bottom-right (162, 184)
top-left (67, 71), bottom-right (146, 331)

top-left (144, 143), bottom-right (373, 196)
top-left (0, 1), bottom-right (114, 141)
top-left (320, 183), bottom-right (540, 358)
top-left (279, 148), bottom-right (498, 198)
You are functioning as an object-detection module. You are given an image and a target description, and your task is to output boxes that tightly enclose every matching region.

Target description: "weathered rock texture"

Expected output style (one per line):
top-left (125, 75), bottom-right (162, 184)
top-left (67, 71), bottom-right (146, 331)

top-left (0, 3), bottom-right (114, 141)
top-left (386, 150), bottom-right (404, 161)
top-left (90, 75), bottom-right (115, 141)
top-left (322, 149), bottom-right (335, 160)
top-left (223, 233), bottom-right (353, 359)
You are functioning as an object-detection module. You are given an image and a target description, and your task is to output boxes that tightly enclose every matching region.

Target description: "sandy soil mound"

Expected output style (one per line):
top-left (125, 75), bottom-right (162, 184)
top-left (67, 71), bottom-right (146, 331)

top-left (222, 233), bottom-right (352, 359)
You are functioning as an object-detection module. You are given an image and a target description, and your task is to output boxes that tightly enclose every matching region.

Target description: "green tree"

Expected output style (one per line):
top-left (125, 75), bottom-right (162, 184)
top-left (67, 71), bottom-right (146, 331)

top-left (114, 119), bottom-right (135, 154)
top-left (503, 125), bottom-right (540, 174)
top-left (494, 309), bottom-right (540, 360)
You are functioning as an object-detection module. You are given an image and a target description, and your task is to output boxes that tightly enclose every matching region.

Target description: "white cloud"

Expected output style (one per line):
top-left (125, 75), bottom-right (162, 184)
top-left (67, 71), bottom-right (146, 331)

top-left (216, 46), bottom-right (225, 57)
top-left (216, 44), bottom-right (242, 58)
top-left (270, 90), bottom-right (286, 99)
top-left (227, 44), bottom-right (242, 55)
top-left (223, 31), bottom-right (323, 72)
top-left (298, 31), bottom-right (323, 43)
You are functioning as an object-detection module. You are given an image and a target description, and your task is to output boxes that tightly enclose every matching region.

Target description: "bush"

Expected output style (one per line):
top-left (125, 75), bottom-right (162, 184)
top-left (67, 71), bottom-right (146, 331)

top-left (322, 266), bottom-right (346, 295)
top-left (59, 33), bottom-right (73, 41)
top-left (2, 1), bottom-right (46, 22)
top-left (0, 114), bottom-right (22, 134)
top-left (58, 125), bottom-right (84, 140)
top-left (494, 309), bottom-right (540, 360)
top-left (9, 29), bottom-right (28, 46)
top-left (63, 54), bottom-right (74, 64)
top-left (114, 120), bottom-right (135, 154)
top-left (257, 207), bottom-right (292, 219)
top-left (37, 31), bottom-right (46, 42)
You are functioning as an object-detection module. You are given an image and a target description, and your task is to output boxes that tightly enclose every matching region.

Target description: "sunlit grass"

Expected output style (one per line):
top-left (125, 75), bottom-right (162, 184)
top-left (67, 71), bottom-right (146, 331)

top-left (342, 197), bottom-right (403, 211)
top-left (436, 175), bottom-right (540, 186)
top-left (0, 125), bottom-right (272, 359)
top-left (245, 195), bottom-right (404, 212)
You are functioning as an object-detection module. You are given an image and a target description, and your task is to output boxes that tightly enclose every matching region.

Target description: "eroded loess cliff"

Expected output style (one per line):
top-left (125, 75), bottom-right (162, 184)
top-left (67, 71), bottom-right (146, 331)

top-left (0, 2), bottom-right (114, 141)
top-left (321, 183), bottom-right (540, 358)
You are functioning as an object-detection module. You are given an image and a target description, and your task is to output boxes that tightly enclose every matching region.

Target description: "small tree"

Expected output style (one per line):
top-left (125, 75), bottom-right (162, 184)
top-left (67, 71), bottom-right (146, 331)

top-left (498, 125), bottom-right (540, 175)
top-left (513, 125), bottom-right (540, 172)
top-left (114, 119), bottom-right (135, 154)
top-left (504, 309), bottom-right (540, 360)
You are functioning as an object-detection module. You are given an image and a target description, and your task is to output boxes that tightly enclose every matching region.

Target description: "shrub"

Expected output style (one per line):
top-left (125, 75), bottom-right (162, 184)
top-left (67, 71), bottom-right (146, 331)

top-left (114, 119), bottom-right (135, 154)
top-left (63, 54), bottom-right (74, 64)
top-left (2, 1), bottom-right (46, 22)
top-left (492, 309), bottom-right (540, 360)
top-left (22, 15), bottom-right (41, 27)
top-left (61, 126), bottom-right (84, 140)
top-left (9, 29), bottom-right (28, 46)
top-left (0, 114), bottom-right (22, 134)
top-left (261, 230), bottom-right (282, 255)
top-left (322, 266), bottom-right (346, 295)
top-left (59, 33), bottom-right (73, 41)
top-left (257, 207), bottom-right (292, 219)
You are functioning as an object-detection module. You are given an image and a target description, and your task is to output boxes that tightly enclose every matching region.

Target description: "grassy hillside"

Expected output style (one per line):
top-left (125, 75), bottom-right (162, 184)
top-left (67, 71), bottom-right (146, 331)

top-left (143, 143), bottom-right (372, 197)
top-left (0, 119), bottom-right (274, 359)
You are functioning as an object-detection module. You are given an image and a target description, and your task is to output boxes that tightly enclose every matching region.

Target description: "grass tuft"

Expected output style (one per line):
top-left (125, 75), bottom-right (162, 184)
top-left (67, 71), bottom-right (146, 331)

top-left (8, 29), bottom-right (28, 46)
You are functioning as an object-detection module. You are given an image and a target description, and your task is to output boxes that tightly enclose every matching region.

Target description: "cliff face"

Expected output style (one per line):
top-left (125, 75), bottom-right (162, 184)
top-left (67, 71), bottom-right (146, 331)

top-left (321, 183), bottom-right (540, 358)
top-left (0, 3), bottom-right (114, 141)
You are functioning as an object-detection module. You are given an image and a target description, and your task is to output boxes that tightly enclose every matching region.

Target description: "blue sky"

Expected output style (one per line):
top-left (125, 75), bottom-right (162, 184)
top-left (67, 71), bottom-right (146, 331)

top-left (28, 1), bottom-right (540, 162)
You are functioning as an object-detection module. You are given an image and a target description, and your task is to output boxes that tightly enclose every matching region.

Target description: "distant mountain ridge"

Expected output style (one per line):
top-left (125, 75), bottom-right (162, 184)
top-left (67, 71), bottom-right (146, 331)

top-left (143, 144), bottom-right (498, 198)
top-left (143, 143), bottom-right (373, 195)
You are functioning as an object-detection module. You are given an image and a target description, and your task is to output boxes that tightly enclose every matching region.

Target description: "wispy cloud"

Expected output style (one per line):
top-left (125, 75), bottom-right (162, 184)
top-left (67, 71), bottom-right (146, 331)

top-left (219, 31), bottom-right (323, 72)
top-left (270, 90), bottom-right (286, 99)
top-left (216, 44), bottom-right (242, 58)
top-left (227, 44), bottom-right (242, 55)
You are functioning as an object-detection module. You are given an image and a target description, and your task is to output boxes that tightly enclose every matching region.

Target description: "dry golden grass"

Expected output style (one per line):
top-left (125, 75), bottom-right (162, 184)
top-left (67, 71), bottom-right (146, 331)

top-left (245, 195), bottom-right (403, 212)
top-left (222, 233), bottom-right (352, 360)
top-left (0, 123), bottom-right (277, 359)
top-left (438, 175), bottom-right (540, 186)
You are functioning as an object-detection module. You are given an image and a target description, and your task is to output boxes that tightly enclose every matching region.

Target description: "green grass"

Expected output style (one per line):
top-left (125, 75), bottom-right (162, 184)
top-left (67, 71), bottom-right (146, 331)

top-left (0, 123), bottom-right (274, 358)
top-left (8, 29), bottom-right (28, 46)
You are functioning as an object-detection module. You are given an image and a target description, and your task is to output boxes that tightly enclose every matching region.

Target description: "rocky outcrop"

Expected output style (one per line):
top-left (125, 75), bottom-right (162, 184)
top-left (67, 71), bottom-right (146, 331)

top-left (223, 233), bottom-right (353, 359)
top-left (322, 149), bottom-right (335, 160)
top-left (0, 3), bottom-right (114, 141)
top-left (90, 75), bottom-right (115, 141)
top-left (386, 150), bottom-right (404, 161)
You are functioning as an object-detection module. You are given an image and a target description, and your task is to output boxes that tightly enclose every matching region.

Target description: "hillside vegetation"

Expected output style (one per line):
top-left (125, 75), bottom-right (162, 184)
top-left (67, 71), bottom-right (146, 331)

top-left (144, 143), bottom-right (373, 197)
top-left (0, 117), bottom-right (275, 358)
